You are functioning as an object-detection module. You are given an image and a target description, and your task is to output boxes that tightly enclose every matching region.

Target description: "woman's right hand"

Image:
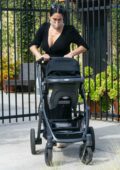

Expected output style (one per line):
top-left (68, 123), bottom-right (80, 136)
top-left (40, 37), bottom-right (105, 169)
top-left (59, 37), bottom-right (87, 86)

top-left (40, 54), bottom-right (50, 61)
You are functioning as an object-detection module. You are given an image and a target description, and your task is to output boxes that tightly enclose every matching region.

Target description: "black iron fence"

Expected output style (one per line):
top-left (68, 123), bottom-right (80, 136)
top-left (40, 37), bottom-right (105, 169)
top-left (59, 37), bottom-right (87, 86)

top-left (0, 0), bottom-right (120, 123)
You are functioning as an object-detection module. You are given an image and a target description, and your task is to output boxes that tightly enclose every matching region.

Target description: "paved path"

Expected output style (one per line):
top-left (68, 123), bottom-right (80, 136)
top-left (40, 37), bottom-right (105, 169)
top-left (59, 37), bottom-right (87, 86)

top-left (0, 120), bottom-right (120, 170)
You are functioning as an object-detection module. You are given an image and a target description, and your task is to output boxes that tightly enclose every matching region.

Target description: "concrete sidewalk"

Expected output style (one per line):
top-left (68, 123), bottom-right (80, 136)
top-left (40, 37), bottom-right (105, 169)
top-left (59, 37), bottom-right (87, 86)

top-left (0, 120), bottom-right (120, 170)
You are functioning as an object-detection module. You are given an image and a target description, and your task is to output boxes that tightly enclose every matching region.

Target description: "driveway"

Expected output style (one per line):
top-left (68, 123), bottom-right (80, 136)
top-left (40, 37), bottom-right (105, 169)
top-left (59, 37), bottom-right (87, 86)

top-left (0, 120), bottom-right (120, 170)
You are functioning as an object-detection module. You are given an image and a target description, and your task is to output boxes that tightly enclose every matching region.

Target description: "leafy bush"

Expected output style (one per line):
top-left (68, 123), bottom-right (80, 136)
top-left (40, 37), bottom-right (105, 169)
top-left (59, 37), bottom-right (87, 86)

top-left (1, 57), bottom-right (20, 80)
top-left (81, 65), bottom-right (120, 112)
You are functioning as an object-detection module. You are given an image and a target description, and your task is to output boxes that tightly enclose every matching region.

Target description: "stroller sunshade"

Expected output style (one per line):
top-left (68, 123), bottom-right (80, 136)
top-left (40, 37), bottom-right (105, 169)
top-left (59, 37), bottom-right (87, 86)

top-left (46, 58), bottom-right (80, 77)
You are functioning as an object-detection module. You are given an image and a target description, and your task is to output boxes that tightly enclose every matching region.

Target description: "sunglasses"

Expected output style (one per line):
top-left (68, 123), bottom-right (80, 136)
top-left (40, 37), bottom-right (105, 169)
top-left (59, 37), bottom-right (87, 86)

top-left (51, 3), bottom-right (65, 12)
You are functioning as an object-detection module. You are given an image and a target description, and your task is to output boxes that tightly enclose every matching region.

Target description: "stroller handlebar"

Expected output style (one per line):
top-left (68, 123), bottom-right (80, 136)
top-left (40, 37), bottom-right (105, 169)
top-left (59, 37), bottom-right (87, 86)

top-left (36, 56), bottom-right (76, 65)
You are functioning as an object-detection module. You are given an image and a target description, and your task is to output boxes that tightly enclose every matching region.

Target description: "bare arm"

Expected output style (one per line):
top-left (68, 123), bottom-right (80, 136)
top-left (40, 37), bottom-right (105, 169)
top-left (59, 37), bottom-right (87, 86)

top-left (30, 45), bottom-right (50, 61)
top-left (30, 45), bottom-right (41, 60)
top-left (64, 45), bottom-right (87, 58)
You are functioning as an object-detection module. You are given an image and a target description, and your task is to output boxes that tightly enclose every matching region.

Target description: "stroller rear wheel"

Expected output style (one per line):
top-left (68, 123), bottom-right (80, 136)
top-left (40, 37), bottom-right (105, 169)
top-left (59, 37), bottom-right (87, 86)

top-left (45, 145), bottom-right (53, 166)
top-left (87, 126), bottom-right (95, 152)
top-left (30, 128), bottom-right (36, 154)
top-left (79, 144), bottom-right (93, 165)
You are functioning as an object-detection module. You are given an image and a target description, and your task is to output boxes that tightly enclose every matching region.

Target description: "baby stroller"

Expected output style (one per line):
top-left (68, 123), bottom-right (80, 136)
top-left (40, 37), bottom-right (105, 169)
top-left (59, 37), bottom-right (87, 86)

top-left (30, 57), bottom-right (95, 166)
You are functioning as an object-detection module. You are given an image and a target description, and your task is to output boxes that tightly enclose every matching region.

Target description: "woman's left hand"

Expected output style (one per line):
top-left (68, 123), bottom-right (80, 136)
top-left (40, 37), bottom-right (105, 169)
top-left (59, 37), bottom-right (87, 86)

top-left (64, 53), bottom-right (73, 58)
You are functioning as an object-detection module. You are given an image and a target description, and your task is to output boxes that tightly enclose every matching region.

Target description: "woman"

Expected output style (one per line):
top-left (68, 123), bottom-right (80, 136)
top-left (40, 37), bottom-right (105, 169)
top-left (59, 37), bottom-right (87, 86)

top-left (30, 3), bottom-right (88, 148)
top-left (29, 3), bottom-right (88, 61)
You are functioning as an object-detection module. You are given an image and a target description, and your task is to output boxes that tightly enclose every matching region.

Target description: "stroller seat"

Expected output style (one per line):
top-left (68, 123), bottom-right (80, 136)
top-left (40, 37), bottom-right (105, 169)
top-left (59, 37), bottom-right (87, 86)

top-left (45, 57), bottom-right (83, 111)
top-left (47, 83), bottom-right (79, 110)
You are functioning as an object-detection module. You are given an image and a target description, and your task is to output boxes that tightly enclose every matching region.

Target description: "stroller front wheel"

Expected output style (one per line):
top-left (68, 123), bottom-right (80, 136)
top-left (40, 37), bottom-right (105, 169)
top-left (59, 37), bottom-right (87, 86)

top-left (45, 145), bottom-right (53, 166)
top-left (79, 144), bottom-right (93, 165)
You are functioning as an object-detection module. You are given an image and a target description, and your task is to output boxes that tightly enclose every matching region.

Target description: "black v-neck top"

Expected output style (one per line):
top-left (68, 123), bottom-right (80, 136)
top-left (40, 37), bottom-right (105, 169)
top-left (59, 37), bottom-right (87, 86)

top-left (30, 22), bottom-right (88, 56)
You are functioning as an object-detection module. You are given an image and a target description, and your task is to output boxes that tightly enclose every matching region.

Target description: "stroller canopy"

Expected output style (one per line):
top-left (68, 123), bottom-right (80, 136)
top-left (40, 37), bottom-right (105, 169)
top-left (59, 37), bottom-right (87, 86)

top-left (46, 58), bottom-right (80, 77)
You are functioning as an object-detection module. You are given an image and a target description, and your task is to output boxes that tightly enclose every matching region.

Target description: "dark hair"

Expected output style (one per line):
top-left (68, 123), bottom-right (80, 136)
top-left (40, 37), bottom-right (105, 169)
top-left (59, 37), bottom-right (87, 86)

top-left (50, 3), bottom-right (66, 18)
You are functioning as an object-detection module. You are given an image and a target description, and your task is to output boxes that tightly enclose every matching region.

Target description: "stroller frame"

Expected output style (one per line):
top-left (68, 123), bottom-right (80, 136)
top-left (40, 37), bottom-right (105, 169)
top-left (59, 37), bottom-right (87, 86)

top-left (30, 58), bottom-right (95, 166)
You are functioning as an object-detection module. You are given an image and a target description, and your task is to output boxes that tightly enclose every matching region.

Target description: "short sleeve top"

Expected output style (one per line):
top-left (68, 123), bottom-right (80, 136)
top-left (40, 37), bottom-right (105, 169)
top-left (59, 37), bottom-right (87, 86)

top-left (30, 22), bottom-right (89, 56)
